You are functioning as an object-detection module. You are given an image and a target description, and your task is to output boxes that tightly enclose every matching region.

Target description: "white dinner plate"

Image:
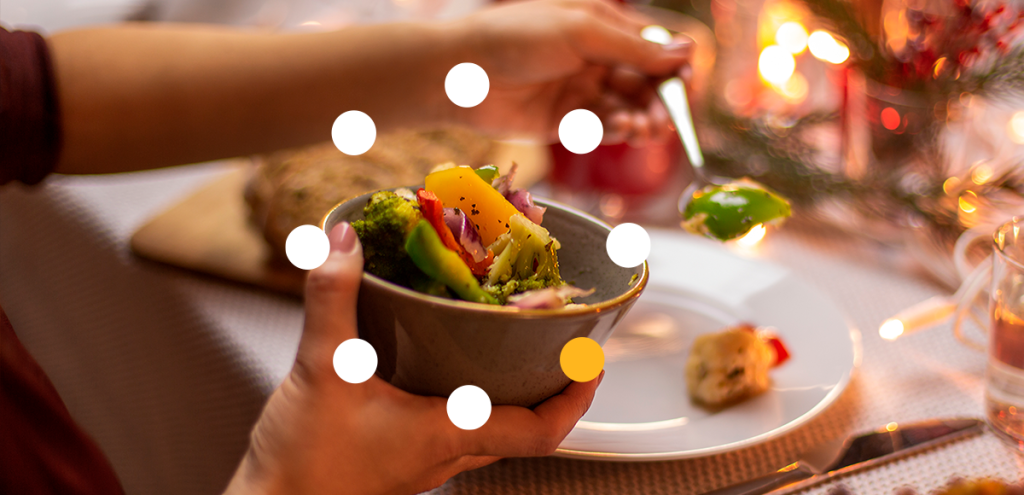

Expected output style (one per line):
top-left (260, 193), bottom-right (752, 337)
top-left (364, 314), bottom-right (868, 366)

top-left (555, 229), bottom-right (861, 461)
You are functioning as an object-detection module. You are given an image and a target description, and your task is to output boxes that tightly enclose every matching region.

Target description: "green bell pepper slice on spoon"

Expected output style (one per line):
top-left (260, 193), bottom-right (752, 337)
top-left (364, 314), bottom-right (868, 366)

top-left (680, 181), bottom-right (792, 241)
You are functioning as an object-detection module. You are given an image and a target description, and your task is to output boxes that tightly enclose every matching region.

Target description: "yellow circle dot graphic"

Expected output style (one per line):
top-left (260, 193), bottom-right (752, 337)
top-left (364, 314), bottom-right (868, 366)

top-left (560, 337), bottom-right (604, 382)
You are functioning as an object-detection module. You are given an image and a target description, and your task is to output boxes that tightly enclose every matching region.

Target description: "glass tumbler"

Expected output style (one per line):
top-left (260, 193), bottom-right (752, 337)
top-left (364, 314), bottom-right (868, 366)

top-left (953, 216), bottom-right (1024, 449)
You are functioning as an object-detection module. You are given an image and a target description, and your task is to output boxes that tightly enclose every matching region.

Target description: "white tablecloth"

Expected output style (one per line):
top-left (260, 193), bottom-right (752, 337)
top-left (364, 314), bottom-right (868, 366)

top-left (1, 163), bottom-right (1021, 495)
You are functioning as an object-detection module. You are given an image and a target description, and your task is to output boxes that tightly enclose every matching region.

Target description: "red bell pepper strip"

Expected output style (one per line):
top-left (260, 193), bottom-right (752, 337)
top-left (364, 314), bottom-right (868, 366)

top-left (417, 189), bottom-right (461, 250)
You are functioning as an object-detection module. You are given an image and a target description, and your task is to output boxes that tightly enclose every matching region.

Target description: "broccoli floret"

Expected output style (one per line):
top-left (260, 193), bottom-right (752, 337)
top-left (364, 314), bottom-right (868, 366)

top-left (351, 191), bottom-right (424, 286)
top-left (482, 277), bottom-right (553, 305)
top-left (483, 214), bottom-right (563, 302)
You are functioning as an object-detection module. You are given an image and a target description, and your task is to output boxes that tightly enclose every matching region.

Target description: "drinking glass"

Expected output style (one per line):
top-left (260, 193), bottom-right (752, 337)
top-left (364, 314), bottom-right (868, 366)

top-left (953, 216), bottom-right (1024, 449)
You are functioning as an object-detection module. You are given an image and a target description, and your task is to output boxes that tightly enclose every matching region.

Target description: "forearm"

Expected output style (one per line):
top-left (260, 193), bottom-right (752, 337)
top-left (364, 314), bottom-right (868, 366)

top-left (49, 22), bottom-right (465, 175)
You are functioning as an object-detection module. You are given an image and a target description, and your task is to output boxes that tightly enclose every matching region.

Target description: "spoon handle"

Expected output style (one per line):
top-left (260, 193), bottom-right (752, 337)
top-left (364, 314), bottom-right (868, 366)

top-left (657, 77), bottom-right (705, 171)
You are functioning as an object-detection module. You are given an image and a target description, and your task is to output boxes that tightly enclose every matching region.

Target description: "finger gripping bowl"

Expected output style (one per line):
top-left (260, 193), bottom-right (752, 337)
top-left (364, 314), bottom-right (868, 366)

top-left (323, 191), bottom-right (648, 407)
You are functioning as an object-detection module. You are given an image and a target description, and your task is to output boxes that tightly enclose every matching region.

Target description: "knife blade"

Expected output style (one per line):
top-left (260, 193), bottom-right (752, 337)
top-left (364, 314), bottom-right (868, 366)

top-left (701, 418), bottom-right (985, 495)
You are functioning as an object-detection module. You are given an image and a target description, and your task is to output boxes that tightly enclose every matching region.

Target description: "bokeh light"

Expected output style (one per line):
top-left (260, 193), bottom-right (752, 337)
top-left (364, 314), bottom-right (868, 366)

top-left (943, 176), bottom-right (961, 195)
top-left (879, 318), bottom-right (904, 340)
top-left (881, 107), bottom-right (901, 130)
top-left (1008, 110), bottom-right (1024, 143)
top-left (778, 73), bottom-right (809, 103)
top-left (776, 22), bottom-right (808, 54)
top-left (959, 191), bottom-right (978, 213)
top-left (972, 163), bottom-right (994, 185)
top-left (759, 45), bottom-right (796, 85)
top-left (735, 224), bottom-right (767, 247)
top-left (641, 25), bottom-right (673, 45)
top-left (808, 30), bottom-right (850, 64)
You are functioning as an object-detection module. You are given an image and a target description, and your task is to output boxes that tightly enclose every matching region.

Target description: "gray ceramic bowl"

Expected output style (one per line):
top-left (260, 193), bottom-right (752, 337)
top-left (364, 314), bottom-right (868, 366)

top-left (322, 191), bottom-right (648, 407)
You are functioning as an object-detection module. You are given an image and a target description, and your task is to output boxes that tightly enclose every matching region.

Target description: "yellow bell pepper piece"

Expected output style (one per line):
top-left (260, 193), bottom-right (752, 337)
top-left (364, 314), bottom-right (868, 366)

top-left (425, 166), bottom-right (522, 246)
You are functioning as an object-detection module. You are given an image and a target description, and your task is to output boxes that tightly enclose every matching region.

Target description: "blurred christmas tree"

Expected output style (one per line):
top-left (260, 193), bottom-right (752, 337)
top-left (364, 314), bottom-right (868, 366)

top-left (689, 0), bottom-right (1024, 257)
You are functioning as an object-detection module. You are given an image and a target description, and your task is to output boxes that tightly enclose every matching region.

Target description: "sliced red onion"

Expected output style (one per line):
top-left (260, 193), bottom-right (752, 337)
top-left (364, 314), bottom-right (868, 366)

top-left (507, 189), bottom-right (546, 225)
top-left (493, 162), bottom-right (518, 196)
top-left (491, 163), bottom-right (546, 224)
top-left (508, 285), bottom-right (595, 309)
top-left (444, 207), bottom-right (486, 262)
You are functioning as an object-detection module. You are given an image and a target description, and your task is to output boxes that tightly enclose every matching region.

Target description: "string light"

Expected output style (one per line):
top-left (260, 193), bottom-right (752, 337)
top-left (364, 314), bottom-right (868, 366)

top-left (879, 319), bottom-right (904, 340)
top-left (879, 296), bottom-right (955, 341)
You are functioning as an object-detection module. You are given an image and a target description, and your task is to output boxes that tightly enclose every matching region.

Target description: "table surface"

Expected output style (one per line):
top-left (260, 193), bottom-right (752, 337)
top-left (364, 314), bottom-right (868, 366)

top-left (1, 163), bottom-right (1021, 495)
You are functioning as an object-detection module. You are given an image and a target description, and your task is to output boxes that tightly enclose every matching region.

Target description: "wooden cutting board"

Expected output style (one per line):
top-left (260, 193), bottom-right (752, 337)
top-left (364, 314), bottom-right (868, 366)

top-left (130, 142), bottom-right (551, 297)
top-left (131, 163), bottom-right (308, 296)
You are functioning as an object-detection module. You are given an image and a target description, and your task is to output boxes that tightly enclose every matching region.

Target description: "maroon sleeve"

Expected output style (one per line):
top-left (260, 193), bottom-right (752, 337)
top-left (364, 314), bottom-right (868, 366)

top-left (0, 305), bottom-right (125, 495)
top-left (0, 27), bottom-right (62, 186)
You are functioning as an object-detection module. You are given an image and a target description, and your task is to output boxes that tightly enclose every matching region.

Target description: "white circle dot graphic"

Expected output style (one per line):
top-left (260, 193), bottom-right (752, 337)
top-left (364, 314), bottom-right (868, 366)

top-left (332, 110), bottom-right (376, 155)
top-left (333, 338), bottom-right (378, 384)
top-left (446, 385), bottom-right (492, 430)
top-left (558, 109), bottom-right (603, 155)
top-left (285, 225), bottom-right (330, 270)
top-left (606, 223), bottom-right (651, 268)
top-left (445, 63), bottom-right (489, 108)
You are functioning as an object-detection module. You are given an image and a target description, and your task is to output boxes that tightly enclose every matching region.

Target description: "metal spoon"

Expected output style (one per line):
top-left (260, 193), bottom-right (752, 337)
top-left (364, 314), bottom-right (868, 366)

top-left (656, 76), bottom-right (717, 209)
top-left (642, 25), bottom-right (717, 199)
top-left (645, 25), bottom-right (791, 241)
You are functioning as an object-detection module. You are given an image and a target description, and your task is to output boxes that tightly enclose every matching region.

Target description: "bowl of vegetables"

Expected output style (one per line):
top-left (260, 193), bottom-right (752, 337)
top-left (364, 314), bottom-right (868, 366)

top-left (322, 163), bottom-right (648, 407)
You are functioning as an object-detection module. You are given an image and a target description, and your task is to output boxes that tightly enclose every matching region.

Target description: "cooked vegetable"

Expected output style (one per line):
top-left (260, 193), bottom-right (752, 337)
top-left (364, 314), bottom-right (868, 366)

top-left (355, 165), bottom-right (586, 307)
top-left (681, 181), bottom-right (791, 241)
top-left (474, 164), bottom-right (500, 184)
top-left (507, 285), bottom-right (595, 309)
top-left (506, 189), bottom-right (546, 225)
top-left (405, 220), bottom-right (497, 305)
top-left (416, 189), bottom-right (462, 253)
top-left (417, 188), bottom-right (493, 276)
top-left (492, 164), bottom-right (514, 196)
top-left (485, 163), bottom-right (546, 224)
top-left (482, 278), bottom-right (553, 305)
top-left (444, 207), bottom-right (487, 263)
top-left (351, 191), bottom-right (424, 285)
top-left (425, 166), bottom-right (522, 246)
top-left (485, 214), bottom-right (562, 288)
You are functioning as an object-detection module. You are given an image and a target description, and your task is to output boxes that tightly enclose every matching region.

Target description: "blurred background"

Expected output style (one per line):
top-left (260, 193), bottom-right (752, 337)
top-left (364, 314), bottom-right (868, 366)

top-left (6, 0), bottom-right (1023, 286)
top-left (3, 0), bottom-right (1024, 493)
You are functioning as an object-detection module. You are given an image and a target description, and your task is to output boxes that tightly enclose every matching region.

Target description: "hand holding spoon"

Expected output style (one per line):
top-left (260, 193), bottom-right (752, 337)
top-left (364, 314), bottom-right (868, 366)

top-left (643, 25), bottom-right (792, 241)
